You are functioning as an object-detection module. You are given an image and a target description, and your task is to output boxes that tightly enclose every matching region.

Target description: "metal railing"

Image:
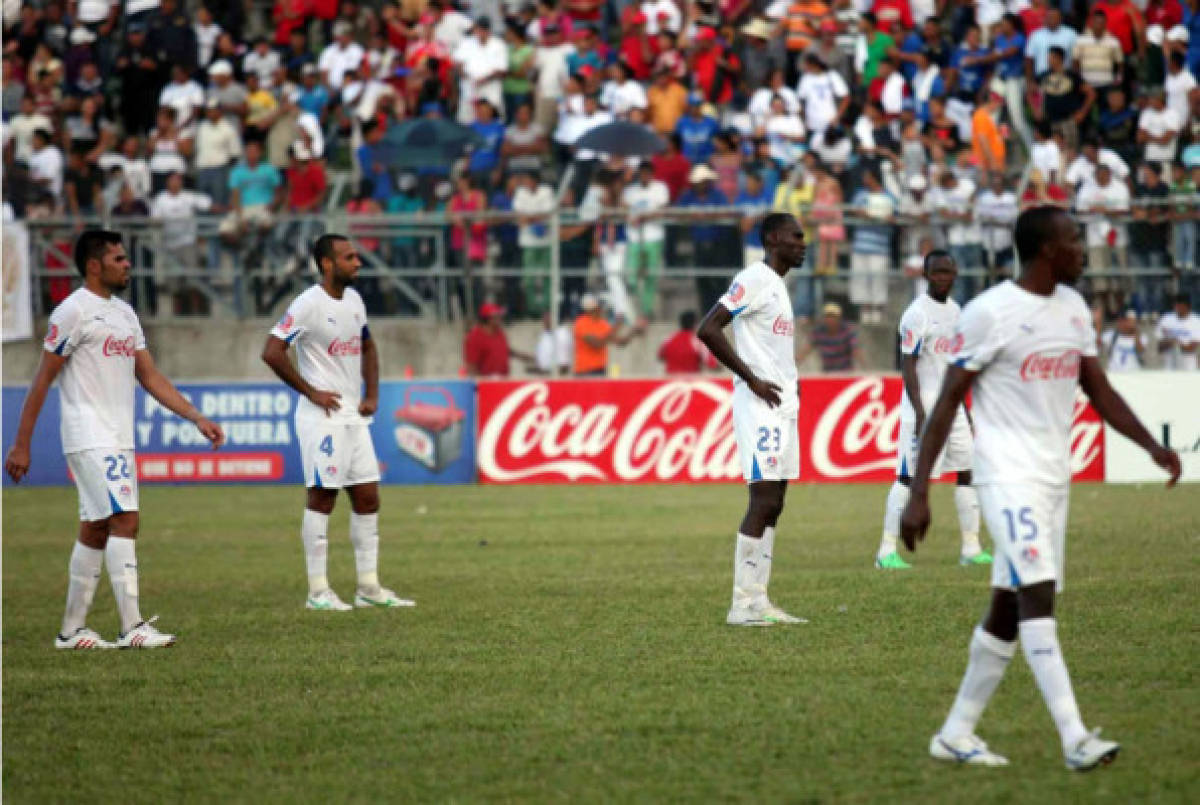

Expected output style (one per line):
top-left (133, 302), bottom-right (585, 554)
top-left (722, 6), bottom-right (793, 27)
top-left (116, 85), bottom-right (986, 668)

top-left (18, 199), bottom-right (1198, 322)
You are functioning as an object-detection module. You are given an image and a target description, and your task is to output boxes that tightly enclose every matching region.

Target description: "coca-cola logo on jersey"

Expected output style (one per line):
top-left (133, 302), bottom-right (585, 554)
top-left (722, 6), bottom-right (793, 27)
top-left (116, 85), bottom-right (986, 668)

top-left (930, 334), bottom-right (964, 355)
top-left (44, 324), bottom-right (58, 346)
top-left (477, 380), bottom-right (739, 483)
top-left (327, 336), bottom-right (362, 357)
top-left (102, 335), bottom-right (136, 357)
top-left (772, 315), bottom-right (794, 336)
top-left (1020, 349), bottom-right (1081, 381)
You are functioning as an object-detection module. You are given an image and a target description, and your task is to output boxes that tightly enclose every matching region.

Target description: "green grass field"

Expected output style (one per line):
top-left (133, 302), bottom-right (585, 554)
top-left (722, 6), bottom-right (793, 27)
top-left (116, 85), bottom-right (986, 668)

top-left (3, 483), bottom-right (1198, 803)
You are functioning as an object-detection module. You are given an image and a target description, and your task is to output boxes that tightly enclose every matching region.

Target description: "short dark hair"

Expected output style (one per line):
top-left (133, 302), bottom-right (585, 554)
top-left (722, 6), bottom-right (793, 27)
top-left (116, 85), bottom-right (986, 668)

top-left (923, 248), bottom-right (953, 274)
top-left (73, 229), bottom-right (123, 277)
top-left (760, 212), bottom-right (794, 245)
top-left (680, 310), bottom-right (697, 330)
top-left (312, 233), bottom-right (349, 272)
top-left (1049, 45), bottom-right (1065, 60)
top-left (1175, 293), bottom-right (1191, 307)
top-left (1014, 206), bottom-right (1067, 264)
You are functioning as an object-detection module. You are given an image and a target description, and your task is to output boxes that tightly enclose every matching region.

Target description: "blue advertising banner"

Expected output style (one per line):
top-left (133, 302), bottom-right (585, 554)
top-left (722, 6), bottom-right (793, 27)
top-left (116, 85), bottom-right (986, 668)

top-left (2, 380), bottom-right (475, 486)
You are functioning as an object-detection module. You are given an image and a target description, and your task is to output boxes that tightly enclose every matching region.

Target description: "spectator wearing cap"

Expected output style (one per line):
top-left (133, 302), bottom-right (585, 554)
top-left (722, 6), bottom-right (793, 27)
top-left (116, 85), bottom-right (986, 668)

top-left (1032, 45), bottom-right (1092, 152)
top-left (739, 18), bottom-right (785, 93)
top-left (453, 17), bottom-right (509, 124)
top-left (319, 20), bottom-right (366, 90)
top-left (207, 60), bottom-right (248, 121)
top-left (658, 311), bottom-right (718, 374)
top-left (465, 302), bottom-right (531, 376)
top-left (116, 22), bottom-right (166, 135)
top-left (531, 20), bottom-right (575, 135)
top-left (674, 92), bottom-right (719, 163)
top-left (898, 171), bottom-right (940, 256)
top-left (572, 292), bottom-right (644, 377)
top-left (689, 27), bottom-right (740, 106)
top-left (618, 11), bottom-right (657, 81)
top-left (193, 98), bottom-right (242, 210)
top-left (678, 163), bottom-right (734, 311)
top-left (797, 302), bottom-right (862, 371)
top-left (647, 69), bottom-right (688, 136)
top-left (1138, 86), bottom-right (1182, 176)
top-left (284, 142), bottom-right (327, 236)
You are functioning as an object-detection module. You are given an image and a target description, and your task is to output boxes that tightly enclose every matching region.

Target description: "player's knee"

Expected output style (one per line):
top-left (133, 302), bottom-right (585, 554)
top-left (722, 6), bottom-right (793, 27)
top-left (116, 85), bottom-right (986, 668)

top-left (982, 589), bottom-right (1020, 642)
top-left (108, 512), bottom-right (139, 539)
top-left (351, 489), bottom-right (380, 514)
top-left (306, 488), bottom-right (337, 515)
top-left (79, 520), bottom-right (110, 549)
top-left (1017, 581), bottom-right (1056, 621)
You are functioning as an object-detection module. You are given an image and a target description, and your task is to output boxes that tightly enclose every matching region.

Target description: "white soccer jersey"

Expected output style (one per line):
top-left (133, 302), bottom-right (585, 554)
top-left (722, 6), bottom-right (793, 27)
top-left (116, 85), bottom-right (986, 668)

top-left (719, 262), bottom-right (799, 417)
top-left (1155, 312), bottom-right (1200, 371)
top-left (1100, 329), bottom-right (1142, 372)
top-left (953, 281), bottom-right (1098, 486)
top-left (270, 285), bottom-right (371, 423)
top-left (898, 293), bottom-right (963, 424)
top-left (43, 288), bottom-right (146, 454)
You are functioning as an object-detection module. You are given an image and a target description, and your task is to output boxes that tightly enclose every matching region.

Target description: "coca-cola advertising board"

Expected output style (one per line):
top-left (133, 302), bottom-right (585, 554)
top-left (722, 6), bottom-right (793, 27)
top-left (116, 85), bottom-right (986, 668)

top-left (476, 377), bottom-right (1105, 484)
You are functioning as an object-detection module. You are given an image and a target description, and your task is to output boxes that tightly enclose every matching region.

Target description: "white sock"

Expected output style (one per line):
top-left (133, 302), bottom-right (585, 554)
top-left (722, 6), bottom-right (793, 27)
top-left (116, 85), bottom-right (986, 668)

top-left (879, 482), bottom-right (910, 558)
top-left (757, 526), bottom-right (776, 597)
top-left (956, 486), bottom-right (982, 556)
top-left (62, 541), bottom-right (104, 636)
top-left (105, 536), bottom-right (143, 633)
top-left (350, 512), bottom-right (380, 591)
top-left (731, 532), bottom-right (765, 607)
top-left (1020, 617), bottom-right (1089, 752)
top-left (940, 626), bottom-right (1017, 739)
top-left (301, 509), bottom-right (330, 595)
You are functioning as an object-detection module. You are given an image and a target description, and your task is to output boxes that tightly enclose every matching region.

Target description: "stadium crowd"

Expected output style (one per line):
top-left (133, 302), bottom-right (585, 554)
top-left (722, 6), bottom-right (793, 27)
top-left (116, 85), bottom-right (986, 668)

top-left (3, 0), bottom-right (1200, 325)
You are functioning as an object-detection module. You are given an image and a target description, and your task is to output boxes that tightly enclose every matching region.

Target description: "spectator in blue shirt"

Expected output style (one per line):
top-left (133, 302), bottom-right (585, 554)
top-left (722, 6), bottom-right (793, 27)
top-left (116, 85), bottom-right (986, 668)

top-left (468, 98), bottom-right (506, 189)
top-left (950, 24), bottom-right (991, 105)
top-left (983, 14), bottom-right (1030, 146)
top-left (675, 93), bottom-right (719, 164)
top-left (1024, 7), bottom-right (1078, 78)
top-left (735, 171), bottom-right (772, 266)
top-left (677, 163), bottom-right (734, 310)
top-left (294, 65), bottom-right (331, 123)
top-left (356, 120), bottom-right (395, 203)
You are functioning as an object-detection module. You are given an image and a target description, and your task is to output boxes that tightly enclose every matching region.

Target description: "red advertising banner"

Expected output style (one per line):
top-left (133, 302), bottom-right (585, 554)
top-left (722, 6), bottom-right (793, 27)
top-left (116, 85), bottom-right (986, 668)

top-left (476, 377), bottom-right (1105, 484)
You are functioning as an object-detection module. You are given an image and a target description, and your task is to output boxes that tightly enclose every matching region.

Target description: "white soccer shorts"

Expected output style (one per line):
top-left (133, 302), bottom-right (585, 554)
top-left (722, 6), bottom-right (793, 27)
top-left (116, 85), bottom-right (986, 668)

top-left (896, 411), bottom-right (974, 478)
top-left (979, 483), bottom-right (1069, 593)
top-left (66, 448), bottom-right (139, 522)
top-left (297, 418), bottom-right (381, 489)
top-left (732, 385), bottom-right (800, 483)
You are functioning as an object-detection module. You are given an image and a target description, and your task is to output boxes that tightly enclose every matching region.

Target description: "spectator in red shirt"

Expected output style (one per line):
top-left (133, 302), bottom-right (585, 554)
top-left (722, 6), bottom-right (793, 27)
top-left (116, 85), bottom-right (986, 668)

top-left (464, 302), bottom-right (533, 377)
top-left (872, 0), bottom-right (913, 35)
top-left (689, 27), bottom-right (740, 105)
top-left (1020, 0), bottom-right (1049, 35)
top-left (286, 143), bottom-right (327, 213)
top-left (1093, 0), bottom-right (1143, 56)
top-left (652, 132), bottom-right (691, 200)
top-left (619, 12), bottom-right (657, 80)
top-left (1019, 168), bottom-right (1069, 209)
top-left (658, 311), bottom-right (718, 374)
top-left (1145, 0), bottom-right (1183, 29)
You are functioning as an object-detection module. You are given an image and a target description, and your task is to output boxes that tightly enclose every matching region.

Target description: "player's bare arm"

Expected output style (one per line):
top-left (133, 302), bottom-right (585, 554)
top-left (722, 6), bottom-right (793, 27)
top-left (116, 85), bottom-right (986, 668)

top-left (697, 303), bottom-right (782, 408)
top-left (4, 351), bottom-right (68, 483)
top-left (133, 350), bottom-right (225, 449)
top-left (900, 365), bottom-right (977, 550)
top-left (261, 335), bottom-right (341, 415)
top-left (900, 353), bottom-right (925, 432)
top-left (1078, 356), bottom-right (1181, 487)
top-left (359, 332), bottom-right (379, 417)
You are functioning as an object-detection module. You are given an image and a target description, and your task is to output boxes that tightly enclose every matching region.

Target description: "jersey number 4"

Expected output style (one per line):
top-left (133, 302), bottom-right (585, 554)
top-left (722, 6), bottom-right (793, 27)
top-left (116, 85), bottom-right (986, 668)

top-left (319, 435), bottom-right (334, 457)
top-left (104, 455), bottom-right (131, 482)
top-left (756, 427), bottom-right (781, 452)
top-left (1001, 507), bottom-right (1038, 542)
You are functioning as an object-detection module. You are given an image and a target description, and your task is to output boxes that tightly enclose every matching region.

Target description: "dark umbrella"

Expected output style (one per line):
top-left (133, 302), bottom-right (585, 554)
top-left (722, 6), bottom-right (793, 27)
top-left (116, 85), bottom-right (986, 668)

top-left (574, 122), bottom-right (666, 157)
top-left (378, 118), bottom-right (484, 169)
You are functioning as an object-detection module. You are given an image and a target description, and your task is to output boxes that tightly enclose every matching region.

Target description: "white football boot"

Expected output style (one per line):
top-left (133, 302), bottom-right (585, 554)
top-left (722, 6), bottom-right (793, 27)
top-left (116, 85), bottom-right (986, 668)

top-left (1065, 729), bottom-right (1120, 771)
top-left (354, 587), bottom-right (416, 608)
top-left (929, 733), bottom-right (1010, 767)
top-left (117, 616), bottom-right (176, 649)
top-left (305, 588), bottom-right (353, 611)
top-left (55, 626), bottom-right (114, 650)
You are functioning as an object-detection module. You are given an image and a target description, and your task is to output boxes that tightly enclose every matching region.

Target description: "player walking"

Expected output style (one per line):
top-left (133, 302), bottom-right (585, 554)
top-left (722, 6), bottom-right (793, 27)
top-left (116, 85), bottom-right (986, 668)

top-left (876, 251), bottom-right (990, 569)
top-left (5, 230), bottom-right (225, 649)
top-left (262, 234), bottom-right (413, 611)
top-left (902, 207), bottom-right (1181, 770)
top-left (698, 213), bottom-right (807, 626)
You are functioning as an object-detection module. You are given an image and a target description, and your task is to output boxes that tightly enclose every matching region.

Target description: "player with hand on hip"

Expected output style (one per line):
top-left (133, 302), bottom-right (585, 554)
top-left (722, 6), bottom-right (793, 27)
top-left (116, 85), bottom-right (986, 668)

top-left (876, 250), bottom-right (990, 570)
top-left (5, 230), bottom-right (225, 649)
top-left (698, 213), bottom-right (808, 626)
top-left (902, 207), bottom-right (1181, 771)
top-left (262, 234), bottom-right (414, 612)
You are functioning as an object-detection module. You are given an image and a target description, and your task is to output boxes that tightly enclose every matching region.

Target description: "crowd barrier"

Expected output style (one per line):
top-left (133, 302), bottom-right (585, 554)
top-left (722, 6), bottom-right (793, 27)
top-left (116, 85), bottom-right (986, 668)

top-left (3, 374), bottom-right (1196, 488)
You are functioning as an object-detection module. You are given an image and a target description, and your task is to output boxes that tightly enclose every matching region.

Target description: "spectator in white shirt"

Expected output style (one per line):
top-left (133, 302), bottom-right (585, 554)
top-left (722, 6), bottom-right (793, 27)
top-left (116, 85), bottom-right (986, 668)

top-left (243, 38), bottom-right (282, 88)
top-left (318, 21), bottom-right (366, 90)
top-left (151, 170), bottom-right (212, 257)
top-left (512, 170), bottom-right (557, 315)
top-left (796, 53), bottom-right (850, 135)
top-left (159, 64), bottom-right (206, 133)
top-left (622, 161), bottom-right (670, 315)
top-left (601, 61), bottom-right (648, 118)
top-left (1076, 163), bottom-right (1130, 312)
top-left (1064, 137), bottom-right (1130, 190)
top-left (1156, 295), bottom-right (1200, 370)
top-left (1100, 310), bottom-right (1145, 372)
top-left (1137, 87), bottom-right (1181, 176)
top-left (193, 5), bottom-right (221, 68)
top-left (1164, 51), bottom-right (1197, 124)
top-left (749, 69), bottom-right (800, 127)
top-left (534, 308), bottom-right (573, 375)
top-left (642, 0), bottom-right (682, 35)
top-left (931, 169), bottom-right (983, 300)
top-left (975, 172), bottom-right (1018, 272)
top-left (193, 99), bottom-right (242, 209)
top-left (28, 128), bottom-right (64, 203)
top-left (1029, 120), bottom-right (1063, 185)
top-left (453, 17), bottom-right (509, 124)
top-left (532, 22), bottom-right (575, 135)
top-left (8, 96), bottom-right (53, 163)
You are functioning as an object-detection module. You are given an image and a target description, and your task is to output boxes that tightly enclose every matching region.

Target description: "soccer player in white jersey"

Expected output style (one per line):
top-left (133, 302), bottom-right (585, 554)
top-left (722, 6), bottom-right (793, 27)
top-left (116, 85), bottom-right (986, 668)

top-left (4, 230), bottom-right (226, 649)
top-left (698, 213), bottom-right (808, 626)
top-left (261, 234), bottom-right (414, 611)
top-left (902, 207), bottom-right (1182, 771)
top-left (876, 250), bottom-right (991, 570)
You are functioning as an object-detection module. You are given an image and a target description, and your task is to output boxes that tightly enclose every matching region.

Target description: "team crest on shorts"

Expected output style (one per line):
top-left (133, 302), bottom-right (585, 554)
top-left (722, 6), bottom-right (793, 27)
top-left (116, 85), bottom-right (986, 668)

top-left (1021, 546), bottom-right (1040, 564)
top-left (119, 484), bottom-right (132, 498)
top-left (765, 455), bottom-right (779, 469)
top-left (326, 465), bottom-right (337, 477)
